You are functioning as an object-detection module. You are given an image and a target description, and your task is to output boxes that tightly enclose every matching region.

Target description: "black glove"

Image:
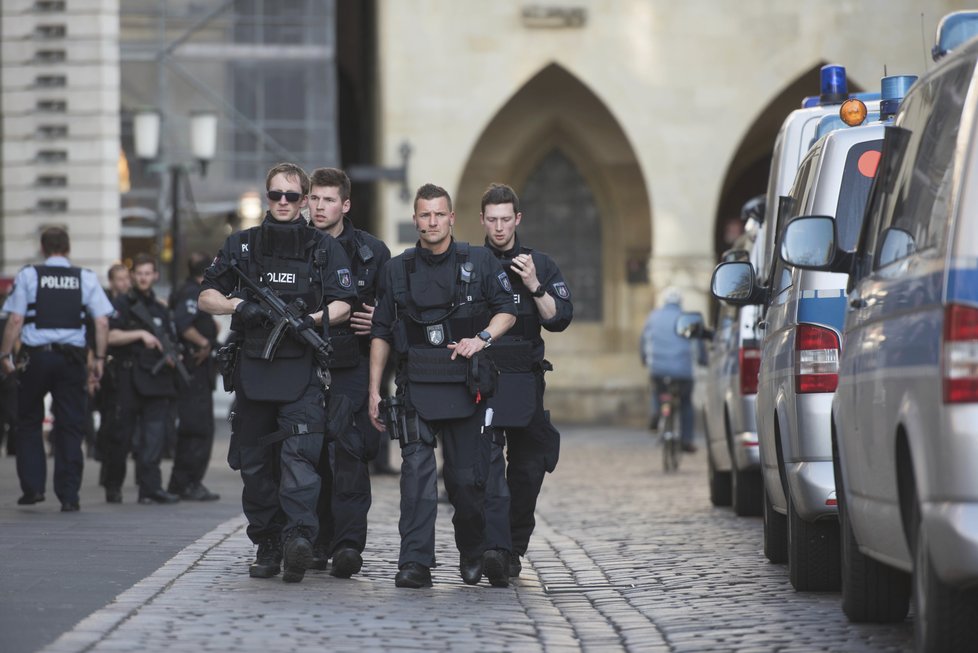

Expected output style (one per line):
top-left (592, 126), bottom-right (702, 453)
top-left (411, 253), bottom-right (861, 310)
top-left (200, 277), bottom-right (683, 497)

top-left (293, 315), bottom-right (316, 334)
top-left (234, 301), bottom-right (270, 328)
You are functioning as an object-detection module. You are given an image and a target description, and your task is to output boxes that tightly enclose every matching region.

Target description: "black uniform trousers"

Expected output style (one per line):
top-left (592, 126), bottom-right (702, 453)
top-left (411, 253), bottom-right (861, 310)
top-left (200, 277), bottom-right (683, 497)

top-left (489, 372), bottom-right (560, 556)
top-left (316, 358), bottom-right (381, 554)
top-left (230, 373), bottom-right (325, 544)
top-left (100, 366), bottom-right (171, 498)
top-left (168, 360), bottom-right (215, 494)
top-left (398, 405), bottom-right (496, 568)
top-left (15, 348), bottom-right (87, 504)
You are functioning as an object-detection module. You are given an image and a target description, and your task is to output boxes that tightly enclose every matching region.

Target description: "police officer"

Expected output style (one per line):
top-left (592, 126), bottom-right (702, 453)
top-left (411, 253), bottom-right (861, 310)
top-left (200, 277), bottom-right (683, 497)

top-left (167, 252), bottom-right (221, 502)
top-left (0, 227), bottom-right (112, 511)
top-left (95, 262), bottom-right (130, 487)
top-left (369, 183), bottom-right (517, 589)
top-left (102, 254), bottom-right (182, 505)
top-left (306, 167), bottom-right (391, 578)
top-left (479, 183), bottom-right (573, 577)
top-left (199, 162), bottom-right (356, 584)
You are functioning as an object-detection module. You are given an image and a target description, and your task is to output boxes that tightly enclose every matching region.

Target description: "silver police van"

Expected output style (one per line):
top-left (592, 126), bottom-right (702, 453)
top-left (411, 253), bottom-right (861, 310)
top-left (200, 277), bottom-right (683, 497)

top-left (780, 33), bottom-right (978, 651)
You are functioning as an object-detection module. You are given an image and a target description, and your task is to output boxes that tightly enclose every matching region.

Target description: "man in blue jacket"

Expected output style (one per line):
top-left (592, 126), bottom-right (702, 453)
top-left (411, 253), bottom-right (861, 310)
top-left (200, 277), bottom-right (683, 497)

top-left (640, 287), bottom-right (697, 452)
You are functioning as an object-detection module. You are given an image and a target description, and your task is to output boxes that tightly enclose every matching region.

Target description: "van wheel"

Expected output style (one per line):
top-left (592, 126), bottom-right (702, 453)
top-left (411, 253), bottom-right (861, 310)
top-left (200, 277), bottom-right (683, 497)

top-left (914, 521), bottom-right (978, 651)
top-left (732, 464), bottom-right (762, 516)
top-left (837, 449), bottom-right (909, 621)
top-left (708, 447), bottom-right (731, 507)
top-left (787, 490), bottom-right (840, 591)
top-left (763, 486), bottom-right (787, 563)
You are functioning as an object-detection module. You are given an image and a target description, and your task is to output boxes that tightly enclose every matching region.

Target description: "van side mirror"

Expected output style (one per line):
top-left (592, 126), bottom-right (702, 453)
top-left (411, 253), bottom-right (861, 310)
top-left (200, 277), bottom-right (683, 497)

top-left (711, 261), bottom-right (765, 305)
top-left (781, 215), bottom-right (854, 273)
top-left (877, 227), bottom-right (916, 267)
top-left (721, 248), bottom-right (750, 263)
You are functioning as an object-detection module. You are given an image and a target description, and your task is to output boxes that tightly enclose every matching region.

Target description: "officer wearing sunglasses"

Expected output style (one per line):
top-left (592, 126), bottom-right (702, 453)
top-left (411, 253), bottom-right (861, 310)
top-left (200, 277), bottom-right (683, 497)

top-left (199, 162), bottom-right (358, 584)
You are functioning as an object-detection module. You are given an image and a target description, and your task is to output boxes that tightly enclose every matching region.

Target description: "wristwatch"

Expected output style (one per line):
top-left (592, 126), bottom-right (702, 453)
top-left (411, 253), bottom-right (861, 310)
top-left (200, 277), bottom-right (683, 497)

top-left (530, 285), bottom-right (547, 298)
top-left (477, 330), bottom-right (493, 348)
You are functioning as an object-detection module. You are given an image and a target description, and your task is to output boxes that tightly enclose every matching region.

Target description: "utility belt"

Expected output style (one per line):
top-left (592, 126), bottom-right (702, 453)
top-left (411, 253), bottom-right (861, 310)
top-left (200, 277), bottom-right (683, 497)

top-left (23, 343), bottom-right (87, 365)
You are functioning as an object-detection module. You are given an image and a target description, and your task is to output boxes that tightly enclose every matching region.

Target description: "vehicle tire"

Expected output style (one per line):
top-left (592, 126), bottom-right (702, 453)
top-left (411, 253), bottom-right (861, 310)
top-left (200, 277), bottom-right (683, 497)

top-left (914, 518), bottom-right (978, 651)
top-left (708, 448), bottom-right (732, 507)
top-left (787, 490), bottom-right (841, 591)
top-left (763, 485), bottom-right (788, 563)
top-left (731, 464), bottom-right (762, 517)
top-left (837, 449), bottom-right (909, 622)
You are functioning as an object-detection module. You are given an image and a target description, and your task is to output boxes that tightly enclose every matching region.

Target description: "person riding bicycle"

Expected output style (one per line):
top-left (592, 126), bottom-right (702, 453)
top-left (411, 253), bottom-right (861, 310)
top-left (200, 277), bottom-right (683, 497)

top-left (639, 287), bottom-right (698, 453)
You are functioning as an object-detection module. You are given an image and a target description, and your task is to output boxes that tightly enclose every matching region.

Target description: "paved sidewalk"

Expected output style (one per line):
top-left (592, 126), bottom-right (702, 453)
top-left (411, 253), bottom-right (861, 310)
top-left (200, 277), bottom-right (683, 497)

top-left (19, 424), bottom-right (914, 653)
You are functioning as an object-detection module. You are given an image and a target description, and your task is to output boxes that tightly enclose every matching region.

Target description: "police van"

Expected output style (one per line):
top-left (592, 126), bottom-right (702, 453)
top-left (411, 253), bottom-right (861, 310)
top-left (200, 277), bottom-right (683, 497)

top-left (779, 28), bottom-right (978, 651)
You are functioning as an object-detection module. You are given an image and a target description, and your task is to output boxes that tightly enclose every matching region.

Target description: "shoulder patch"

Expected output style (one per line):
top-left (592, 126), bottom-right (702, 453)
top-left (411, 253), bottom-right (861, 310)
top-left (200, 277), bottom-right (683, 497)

top-left (184, 298), bottom-right (198, 315)
top-left (552, 281), bottom-right (570, 300)
top-left (337, 268), bottom-right (353, 289)
top-left (497, 271), bottom-right (512, 293)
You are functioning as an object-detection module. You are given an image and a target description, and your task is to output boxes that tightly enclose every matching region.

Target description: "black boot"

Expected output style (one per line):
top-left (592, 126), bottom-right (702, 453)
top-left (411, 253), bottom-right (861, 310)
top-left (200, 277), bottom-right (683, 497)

top-left (483, 549), bottom-right (510, 588)
top-left (249, 536), bottom-right (282, 579)
top-left (282, 529), bottom-right (313, 583)
top-left (460, 556), bottom-right (484, 585)
top-left (330, 546), bottom-right (363, 579)
top-left (395, 562), bottom-right (432, 588)
top-left (509, 552), bottom-right (523, 577)
top-left (310, 542), bottom-right (330, 571)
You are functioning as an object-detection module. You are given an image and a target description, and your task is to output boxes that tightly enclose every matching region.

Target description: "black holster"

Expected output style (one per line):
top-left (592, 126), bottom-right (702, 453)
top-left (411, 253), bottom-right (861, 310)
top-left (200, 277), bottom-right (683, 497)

top-left (379, 396), bottom-right (436, 448)
top-left (216, 341), bottom-right (239, 392)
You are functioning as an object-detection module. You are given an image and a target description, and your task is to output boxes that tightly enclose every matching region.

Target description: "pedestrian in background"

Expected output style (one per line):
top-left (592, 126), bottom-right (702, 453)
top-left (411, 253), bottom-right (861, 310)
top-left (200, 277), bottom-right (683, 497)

top-left (307, 167), bottom-right (391, 578)
top-left (199, 162), bottom-right (355, 583)
top-left (640, 287), bottom-right (698, 453)
top-left (368, 183), bottom-right (516, 589)
top-left (167, 252), bottom-right (221, 502)
top-left (0, 227), bottom-right (112, 511)
top-left (479, 183), bottom-right (573, 578)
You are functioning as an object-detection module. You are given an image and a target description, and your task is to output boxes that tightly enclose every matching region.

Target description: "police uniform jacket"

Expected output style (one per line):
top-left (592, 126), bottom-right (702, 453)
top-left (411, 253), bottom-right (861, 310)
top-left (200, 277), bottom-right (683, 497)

top-left (371, 239), bottom-right (516, 421)
top-left (171, 276), bottom-right (218, 360)
top-left (202, 213), bottom-right (357, 403)
top-left (487, 235), bottom-right (573, 364)
top-left (109, 288), bottom-right (179, 397)
top-left (329, 216), bottom-right (391, 369)
top-left (2, 256), bottom-right (113, 349)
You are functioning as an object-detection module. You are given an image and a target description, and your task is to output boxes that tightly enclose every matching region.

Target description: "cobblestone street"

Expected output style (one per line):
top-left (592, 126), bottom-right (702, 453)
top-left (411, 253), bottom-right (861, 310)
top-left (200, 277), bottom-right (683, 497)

top-left (25, 425), bottom-right (914, 653)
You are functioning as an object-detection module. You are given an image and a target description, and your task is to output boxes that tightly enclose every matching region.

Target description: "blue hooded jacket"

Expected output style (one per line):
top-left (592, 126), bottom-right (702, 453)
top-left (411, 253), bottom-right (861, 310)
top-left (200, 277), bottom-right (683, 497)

top-left (640, 300), bottom-right (693, 380)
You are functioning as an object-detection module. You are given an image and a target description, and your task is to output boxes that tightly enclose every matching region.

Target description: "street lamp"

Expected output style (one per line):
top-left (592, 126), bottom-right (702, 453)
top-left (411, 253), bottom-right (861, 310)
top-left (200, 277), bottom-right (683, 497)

top-left (133, 108), bottom-right (217, 288)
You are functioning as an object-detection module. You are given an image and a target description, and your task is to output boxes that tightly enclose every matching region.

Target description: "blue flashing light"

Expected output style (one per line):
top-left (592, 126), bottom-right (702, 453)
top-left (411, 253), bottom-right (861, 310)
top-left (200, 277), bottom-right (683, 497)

top-left (880, 75), bottom-right (917, 119)
top-left (820, 64), bottom-right (848, 104)
top-left (933, 11), bottom-right (978, 61)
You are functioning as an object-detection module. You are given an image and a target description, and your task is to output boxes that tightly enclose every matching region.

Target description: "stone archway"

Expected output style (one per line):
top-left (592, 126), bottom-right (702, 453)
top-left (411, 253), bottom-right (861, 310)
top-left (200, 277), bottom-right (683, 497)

top-left (453, 63), bottom-right (652, 423)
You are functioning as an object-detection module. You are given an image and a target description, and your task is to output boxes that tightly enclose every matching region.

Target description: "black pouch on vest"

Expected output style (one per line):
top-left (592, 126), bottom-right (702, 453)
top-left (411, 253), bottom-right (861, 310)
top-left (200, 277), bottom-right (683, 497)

top-left (131, 348), bottom-right (177, 397)
top-left (328, 333), bottom-right (360, 369)
top-left (485, 340), bottom-right (534, 427)
top-left (238, 356), bottom-right (310, 403)
top-left (406, 347), bottom-right (477, 421)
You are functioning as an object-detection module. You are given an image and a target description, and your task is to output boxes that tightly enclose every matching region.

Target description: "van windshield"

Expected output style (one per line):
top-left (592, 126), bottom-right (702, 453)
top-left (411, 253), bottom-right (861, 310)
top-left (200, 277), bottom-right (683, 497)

top-left (835, 139), bottom-right (883, 251)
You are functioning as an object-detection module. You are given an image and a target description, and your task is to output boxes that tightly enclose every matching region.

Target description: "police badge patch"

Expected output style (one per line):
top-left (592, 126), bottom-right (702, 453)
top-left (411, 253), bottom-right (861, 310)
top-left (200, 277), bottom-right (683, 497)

top-left (185, 298), bottom-right (198, 315)
top-left (497, 271), bottom-right (512, 293)
top-left (337, 268), bottom-right (353, 289)
top-left (426, 324), bottom-right (445, 346)
top-left (553, 281), bottom-right (570, 299)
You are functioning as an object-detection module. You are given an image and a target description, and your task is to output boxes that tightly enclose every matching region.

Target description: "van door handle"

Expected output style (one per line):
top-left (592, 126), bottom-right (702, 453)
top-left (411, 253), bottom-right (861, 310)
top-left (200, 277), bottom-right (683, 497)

top-left (757, 320), bottom-right (768, 330)
top-left (849, 297), bottom-right (866, 309)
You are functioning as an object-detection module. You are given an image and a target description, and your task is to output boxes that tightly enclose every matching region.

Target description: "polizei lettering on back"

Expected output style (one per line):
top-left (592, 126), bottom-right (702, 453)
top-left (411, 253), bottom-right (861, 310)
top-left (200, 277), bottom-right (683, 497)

top-left (39, 275), bottom-right (80, 290)
top-left (266, 271), bottom-right (296, 285)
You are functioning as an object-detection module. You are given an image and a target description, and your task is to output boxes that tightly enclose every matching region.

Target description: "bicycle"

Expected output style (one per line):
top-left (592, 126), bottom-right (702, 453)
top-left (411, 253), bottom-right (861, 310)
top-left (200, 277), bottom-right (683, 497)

top-left (656, 377), bottom-right (682, 472)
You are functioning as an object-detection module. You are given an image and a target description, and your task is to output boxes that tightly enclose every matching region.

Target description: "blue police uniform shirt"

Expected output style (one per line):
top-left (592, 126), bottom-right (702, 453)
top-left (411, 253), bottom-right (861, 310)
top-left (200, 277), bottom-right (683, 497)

top-left (2, 255), bottom-right (114, 348)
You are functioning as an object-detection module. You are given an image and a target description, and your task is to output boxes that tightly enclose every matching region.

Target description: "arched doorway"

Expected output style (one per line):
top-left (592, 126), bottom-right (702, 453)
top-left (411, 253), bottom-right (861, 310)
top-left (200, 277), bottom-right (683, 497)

top-left (453, 63), bottom-right (652, 423)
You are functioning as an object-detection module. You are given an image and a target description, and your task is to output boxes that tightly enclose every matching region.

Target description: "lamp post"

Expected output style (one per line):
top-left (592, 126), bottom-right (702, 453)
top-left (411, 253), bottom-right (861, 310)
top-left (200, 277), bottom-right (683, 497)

top-left (133, 109), bottom-right (217, 288)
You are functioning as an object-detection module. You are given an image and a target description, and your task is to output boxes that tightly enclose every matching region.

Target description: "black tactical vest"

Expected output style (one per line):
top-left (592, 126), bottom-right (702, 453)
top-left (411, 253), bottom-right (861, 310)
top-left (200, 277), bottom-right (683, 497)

top-left (500, 246), bottom-right (542, 343)
top-left (329, 228), bottom-right (379, 369)
top-left (30, 265), bottom-right (83, 329)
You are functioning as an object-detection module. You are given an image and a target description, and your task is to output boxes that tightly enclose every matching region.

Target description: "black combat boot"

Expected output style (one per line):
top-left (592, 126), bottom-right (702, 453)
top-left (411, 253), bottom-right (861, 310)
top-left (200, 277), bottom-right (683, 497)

top-left (249, 536), bottom-right (282, 579)
top-left (509, 552), bottom-right (523, 577)
top-left (310, 542), bottom-right (330, 571)
top-left (330, 545), bottom-right (363, 579)
top-left (483, 549), bottom-right (510, 588)
top-left (460, 556), bottom-right (484, 585)
top-left (282, 528), bottom-right (313, 583)
top-left (395, 562), bottom-right (432, 588)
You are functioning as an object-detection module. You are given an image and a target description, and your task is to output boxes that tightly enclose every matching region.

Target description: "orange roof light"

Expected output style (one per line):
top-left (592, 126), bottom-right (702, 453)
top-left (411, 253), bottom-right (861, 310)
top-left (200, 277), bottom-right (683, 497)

top-left (839, 98), bottom-right (868, 127)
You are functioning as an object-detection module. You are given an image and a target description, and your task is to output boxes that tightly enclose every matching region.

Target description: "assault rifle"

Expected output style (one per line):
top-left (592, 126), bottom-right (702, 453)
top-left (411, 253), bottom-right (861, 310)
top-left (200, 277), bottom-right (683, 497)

top-left (228, 260), bottom-right (333, 378)
top-left (129, 301), bottom-right (192, 385)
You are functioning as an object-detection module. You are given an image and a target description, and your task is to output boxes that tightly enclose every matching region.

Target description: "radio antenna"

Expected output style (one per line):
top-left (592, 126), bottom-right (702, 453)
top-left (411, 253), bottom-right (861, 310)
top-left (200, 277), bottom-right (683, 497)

top-left (920, 12), bottom-right (930, 73)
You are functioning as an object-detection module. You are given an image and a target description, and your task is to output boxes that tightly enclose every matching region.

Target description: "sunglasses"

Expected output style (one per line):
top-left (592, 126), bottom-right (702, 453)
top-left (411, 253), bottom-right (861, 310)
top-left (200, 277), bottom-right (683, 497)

top-left (267, 190), bottom-right (303, 203)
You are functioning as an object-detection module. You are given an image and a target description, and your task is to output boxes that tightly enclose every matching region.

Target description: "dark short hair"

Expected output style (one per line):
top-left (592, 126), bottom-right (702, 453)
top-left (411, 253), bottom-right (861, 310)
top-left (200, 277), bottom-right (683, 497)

top-left (480, 183), bottom-right (520, 214)
top-left (265, 162), bottom-right (310, 195)
top-left (40, 226), bottom-right (70, 256)
top-left (132, 253), bottom-right (157, 271)
top-left (107, 262), bottom-right (129, 280)
top-left (414, 183), bottom-right (452, 213)
top-left (309, 167), bottom-right (351, 202)
top-left (187, 251), bottom-right (210, 277)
